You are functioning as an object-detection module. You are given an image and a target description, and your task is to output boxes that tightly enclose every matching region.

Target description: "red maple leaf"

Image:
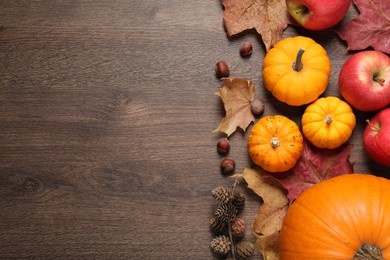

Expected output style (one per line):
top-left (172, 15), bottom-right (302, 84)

top-left (266, 139), bottom-right (354, 203)
top-left (337, 0), bottom-right (390, 54)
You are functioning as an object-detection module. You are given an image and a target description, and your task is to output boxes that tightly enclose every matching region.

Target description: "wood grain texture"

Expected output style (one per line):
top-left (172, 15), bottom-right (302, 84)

top-left (0, 1), bottom-right (388, 259)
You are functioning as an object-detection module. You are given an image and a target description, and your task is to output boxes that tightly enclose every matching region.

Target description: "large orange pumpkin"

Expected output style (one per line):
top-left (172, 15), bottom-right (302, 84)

top-left (279, 174), bottom-right (390, 260)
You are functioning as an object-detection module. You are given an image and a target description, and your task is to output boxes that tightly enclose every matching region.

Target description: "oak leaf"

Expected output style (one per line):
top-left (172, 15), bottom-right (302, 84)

top-left (220, 0), bottom-right (294, 51)
top-left (267, 139), bottom-right (354, 203)
top-left (238, 167), bottom-right (288, 260)
top-left (213, 78), bottom-right (255, 136)
top-left (336, 0), bottom-right (390, 54)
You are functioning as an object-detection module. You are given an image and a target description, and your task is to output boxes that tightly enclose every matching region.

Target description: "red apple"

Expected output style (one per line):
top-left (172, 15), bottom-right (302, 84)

top-left (286, 0), bottom-right (351, 30)
top-left (338, 51), bottom-right (390, 111)
top-left (364, 108), bottom-right (390, 167)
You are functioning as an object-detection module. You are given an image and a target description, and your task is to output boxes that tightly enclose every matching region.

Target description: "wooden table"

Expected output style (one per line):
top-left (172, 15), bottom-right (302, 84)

top-left (0, 1), bottom-right (388, 259)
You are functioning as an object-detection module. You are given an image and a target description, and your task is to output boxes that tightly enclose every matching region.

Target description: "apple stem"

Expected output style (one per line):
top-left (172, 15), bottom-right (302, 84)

top-left (293, 48), bottom-right (305, 72)
top-left (366, 119), bottom-right (381, 132)
top-left (373, 77), bottom-right (385, 86)
top-left (295, 5), bottom-right (310, 15)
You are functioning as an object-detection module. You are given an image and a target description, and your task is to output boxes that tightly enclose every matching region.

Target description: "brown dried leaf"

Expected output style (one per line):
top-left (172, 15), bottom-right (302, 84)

top-left (213, 78), bottom-right (255, 136)
top-left (239, 167), bottom-right (288, 259)
top-left (255, 232), bottom-right (280, 260)
top-left (253, 201), bottom-right (288, 237)
top-left (220, 0), bottom-right (294, 51)
top-left (336, 0), bottom-right (390, 54)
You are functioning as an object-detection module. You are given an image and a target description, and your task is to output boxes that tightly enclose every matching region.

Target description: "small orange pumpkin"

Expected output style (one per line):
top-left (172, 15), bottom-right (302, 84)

top-left (247, 115), bottom-right (303, 172)
top-left (279, 174), bottom-right (390, 260)
top-left (302, 96), bottom-right (356, 149)
top-left (262, 36), bottom-right (331, 106)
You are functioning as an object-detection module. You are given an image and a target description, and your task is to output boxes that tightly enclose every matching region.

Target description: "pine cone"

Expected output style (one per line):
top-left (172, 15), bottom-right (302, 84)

top-left (214, 203), bottom-right (237, 222)
top-left (212, 186), bottom-right (232, 204)
top-left (209, 216), bottom-right (227, 232)
top-left (210, 235), bottom-right (231, 255)
top-left (232, 192), bottom-right (245, 211)
top-left (236, 241), bottom-right (255, 259)
top-left (231, 218), bottom-right (246, 238)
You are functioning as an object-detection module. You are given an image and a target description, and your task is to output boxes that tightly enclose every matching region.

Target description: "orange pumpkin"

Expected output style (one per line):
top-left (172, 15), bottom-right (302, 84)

top-left (279, 174), bottom-right (390, 260)
top-left (302, 96), bottom-right (356, 149)
top-left (262, 36), bottom-right (331, 106)
top-left (247, 115), bottom-right (303, 172)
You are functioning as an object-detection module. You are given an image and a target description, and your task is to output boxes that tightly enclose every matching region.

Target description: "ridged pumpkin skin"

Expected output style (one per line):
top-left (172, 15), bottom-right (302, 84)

top-left (263, 36), bottom-right (331, 106)
top-left (302, 96), bottom-right (356, 149)
top-left (247, 115), bottom-right (303, 172)
top-left (279, 174), bottom-right (390, 260)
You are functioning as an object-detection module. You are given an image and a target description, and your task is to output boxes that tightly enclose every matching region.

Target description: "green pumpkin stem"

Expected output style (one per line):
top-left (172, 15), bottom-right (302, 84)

top-left (353, 243), bottom-right (383, 260)
top-left (293, 48), bottom-right (305, 72)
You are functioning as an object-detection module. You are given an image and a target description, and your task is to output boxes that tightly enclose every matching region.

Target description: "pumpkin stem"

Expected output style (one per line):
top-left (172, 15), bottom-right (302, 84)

top-left (292, 48), bottom-right (305, 72)
top-left (353, 243), bottom-right (383, 260)
top-left (324, 115), bottom-right (333, 125)
top-left (269, 137), bottom-right (280, 148)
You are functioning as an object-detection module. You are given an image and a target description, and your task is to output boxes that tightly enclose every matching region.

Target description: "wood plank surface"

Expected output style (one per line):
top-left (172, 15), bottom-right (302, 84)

top-left (0, 1), bottom-right (388, 259)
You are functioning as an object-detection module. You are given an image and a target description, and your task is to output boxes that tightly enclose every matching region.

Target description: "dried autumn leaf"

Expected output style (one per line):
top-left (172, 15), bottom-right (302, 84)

top-left (336, 0), bottom-right (390, 54)
top-left (241, 168), bottom-right (288, 237)
top-left (253, 201), bottom-right (288, 238)
top-left (267, 139), bottom-right (354, 203)
top-left (220, 0), bottom-right (294, 51)
top-left (255, 232), bottom-right (280, 260)
top-left (238, 167), bottom-right (288, 260)
top-left (213, 78), bottom-right (255, 136)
